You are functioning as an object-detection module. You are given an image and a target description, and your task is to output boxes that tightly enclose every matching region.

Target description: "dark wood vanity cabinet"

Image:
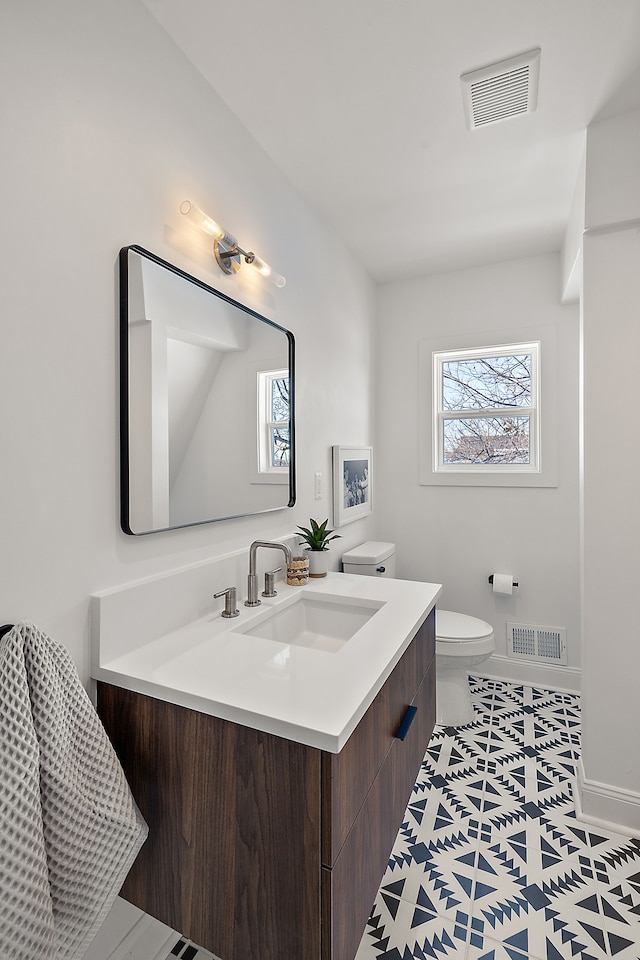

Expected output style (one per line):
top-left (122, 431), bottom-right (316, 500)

top-left (97, 608), bottom-right (435, 960)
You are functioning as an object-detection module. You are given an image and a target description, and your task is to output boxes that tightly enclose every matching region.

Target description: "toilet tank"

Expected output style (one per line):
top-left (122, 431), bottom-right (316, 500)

top-left (341, 541), bottom-right (396, 578)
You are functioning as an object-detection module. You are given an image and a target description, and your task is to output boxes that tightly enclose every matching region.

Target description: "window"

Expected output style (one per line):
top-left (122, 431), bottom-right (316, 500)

top-left (258, 370), bottom-right (290, 474)
top-left (418, 329), bottom-right (557, 488)
top-left (434, 343), bottom-right (539, 473)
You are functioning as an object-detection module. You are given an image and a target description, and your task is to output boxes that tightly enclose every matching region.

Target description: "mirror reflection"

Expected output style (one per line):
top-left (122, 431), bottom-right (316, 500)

top-left (120, 245), bottom-right (295, 535)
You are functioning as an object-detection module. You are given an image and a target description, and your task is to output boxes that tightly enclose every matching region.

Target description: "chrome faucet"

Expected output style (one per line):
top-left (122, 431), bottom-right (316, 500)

top-left (246, 541), bottom-right (292, 607)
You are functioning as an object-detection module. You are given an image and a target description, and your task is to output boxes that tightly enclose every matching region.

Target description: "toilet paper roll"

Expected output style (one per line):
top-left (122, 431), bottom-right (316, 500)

top-left (492, 573), bottom-right (514, 596)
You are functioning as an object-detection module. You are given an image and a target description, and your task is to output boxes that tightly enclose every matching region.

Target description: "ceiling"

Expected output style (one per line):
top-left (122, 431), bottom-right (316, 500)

top-left (141, 0), bottom-right (640, 283)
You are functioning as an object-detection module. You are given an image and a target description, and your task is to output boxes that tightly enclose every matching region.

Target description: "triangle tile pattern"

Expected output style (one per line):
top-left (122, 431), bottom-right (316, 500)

top-left (165, 938), bottom-right (217, 959)
top-left (356, 677), bottom-right (640, 960)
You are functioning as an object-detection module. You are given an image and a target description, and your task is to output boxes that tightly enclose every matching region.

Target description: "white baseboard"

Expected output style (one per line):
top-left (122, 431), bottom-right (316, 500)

top-left (475, 654), bottom-right (581, 694)
top-left (574, 758), bottom-right (640, 839)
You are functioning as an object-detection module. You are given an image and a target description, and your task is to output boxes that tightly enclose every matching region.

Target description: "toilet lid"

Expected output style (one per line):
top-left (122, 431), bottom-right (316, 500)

top-left (342, 541), bottom-right (395, 565)
top-left (436, 609), bottom-right (494, 641)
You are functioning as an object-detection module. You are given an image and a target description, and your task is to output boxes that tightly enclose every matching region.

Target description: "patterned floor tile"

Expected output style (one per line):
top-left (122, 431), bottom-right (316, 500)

top-left (355, 886), bottom-right (470, 960)
top-left (383, 814), bottom-right (481, 921)
top-left (357, 678), bottom-right (640, 960)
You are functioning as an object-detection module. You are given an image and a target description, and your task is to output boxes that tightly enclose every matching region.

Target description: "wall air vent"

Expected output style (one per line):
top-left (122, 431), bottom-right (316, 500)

top-left (461, 48), bottom-right (541, 130)
top-left (507, 621), bottom-right (567, 665)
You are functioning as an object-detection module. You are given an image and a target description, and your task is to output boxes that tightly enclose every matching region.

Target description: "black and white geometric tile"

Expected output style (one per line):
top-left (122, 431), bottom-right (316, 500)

top-left (167, 937), bottom-right (217, 960)
top-left (356, 677), bottom-right (640, 960)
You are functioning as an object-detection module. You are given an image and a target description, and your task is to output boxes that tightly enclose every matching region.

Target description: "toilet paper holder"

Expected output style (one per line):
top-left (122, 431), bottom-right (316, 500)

top-left (488, 575), bottom-right (519, 588)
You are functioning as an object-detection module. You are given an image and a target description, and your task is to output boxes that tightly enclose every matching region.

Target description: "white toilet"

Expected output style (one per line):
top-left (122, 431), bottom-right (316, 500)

top-left (341, 542), bottom-right (495, 727)
top-left (434, 609), bottom-right (495, 726)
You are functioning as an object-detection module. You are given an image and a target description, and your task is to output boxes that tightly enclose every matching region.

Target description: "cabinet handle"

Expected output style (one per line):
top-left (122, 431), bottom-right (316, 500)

top-left (376, 566), bottom-right (386, 573)
top-left (394, 705), bottom-right (417, 741)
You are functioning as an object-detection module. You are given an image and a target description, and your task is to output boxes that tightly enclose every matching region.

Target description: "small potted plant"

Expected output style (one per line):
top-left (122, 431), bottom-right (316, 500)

top-left (296, 518), bottom-right (341, 578)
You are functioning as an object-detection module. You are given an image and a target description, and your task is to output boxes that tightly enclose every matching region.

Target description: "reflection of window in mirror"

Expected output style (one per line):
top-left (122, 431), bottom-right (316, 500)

top-left (258, 370), bottom-right (290, 476)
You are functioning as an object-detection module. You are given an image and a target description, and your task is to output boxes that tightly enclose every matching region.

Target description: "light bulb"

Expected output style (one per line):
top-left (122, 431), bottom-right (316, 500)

top-left (250, 254), bottom-right (286, 288)
top-left (180, 200), bottom-right (233, 245)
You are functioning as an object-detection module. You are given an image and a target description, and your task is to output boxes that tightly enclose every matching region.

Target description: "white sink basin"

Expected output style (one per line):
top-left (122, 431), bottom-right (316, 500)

top-left (235, 593), bottom-right (384, 652)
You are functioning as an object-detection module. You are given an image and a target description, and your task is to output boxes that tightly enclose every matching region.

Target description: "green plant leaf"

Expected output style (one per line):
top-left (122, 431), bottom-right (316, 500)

top-left (296, 518), bottom-right (341, 549)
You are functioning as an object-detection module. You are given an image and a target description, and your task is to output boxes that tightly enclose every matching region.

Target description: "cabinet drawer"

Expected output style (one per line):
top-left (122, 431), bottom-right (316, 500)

top-left (321, 609), bottom-right (434, 866)
top-left (323, 658), bottom-right (436, 960)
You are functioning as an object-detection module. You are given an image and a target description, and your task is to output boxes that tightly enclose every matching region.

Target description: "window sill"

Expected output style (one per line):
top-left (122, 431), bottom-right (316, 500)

top-left (251, 472), bottom-right (289, 486)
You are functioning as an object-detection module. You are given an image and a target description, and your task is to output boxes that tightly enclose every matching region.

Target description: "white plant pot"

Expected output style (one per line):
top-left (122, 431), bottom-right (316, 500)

top-left (306, 548), bottom-right (330, 578)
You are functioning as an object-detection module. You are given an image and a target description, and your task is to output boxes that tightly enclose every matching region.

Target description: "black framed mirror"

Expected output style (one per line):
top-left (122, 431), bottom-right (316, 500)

top-left (120, 245), bottom-right (295, 535)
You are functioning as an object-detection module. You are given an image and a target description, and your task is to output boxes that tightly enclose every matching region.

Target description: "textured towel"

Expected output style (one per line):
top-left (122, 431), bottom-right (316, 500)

top-left (0, 621), bottom-right (148, 959)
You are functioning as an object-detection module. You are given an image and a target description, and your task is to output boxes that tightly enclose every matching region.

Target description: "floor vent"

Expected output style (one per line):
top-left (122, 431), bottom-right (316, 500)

top-left (506, 621), bottom-right (567, 665)
top-left (461, 48), bottom-right (541, 129)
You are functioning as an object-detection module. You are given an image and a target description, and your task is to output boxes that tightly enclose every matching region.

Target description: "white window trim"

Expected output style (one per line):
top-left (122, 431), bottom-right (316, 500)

top-left (256, 368), bottom-right (289, 482)
top-left (419, 327), bottom-right (558, 488)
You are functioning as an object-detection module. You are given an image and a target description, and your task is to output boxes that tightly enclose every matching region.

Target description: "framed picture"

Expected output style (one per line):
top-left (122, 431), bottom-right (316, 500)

top-left (332, 446), bottom-right (373, 527)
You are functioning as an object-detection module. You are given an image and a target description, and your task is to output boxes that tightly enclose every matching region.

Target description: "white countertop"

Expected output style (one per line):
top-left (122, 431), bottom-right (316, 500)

top-left (92, 571), bottom-right (441, 753)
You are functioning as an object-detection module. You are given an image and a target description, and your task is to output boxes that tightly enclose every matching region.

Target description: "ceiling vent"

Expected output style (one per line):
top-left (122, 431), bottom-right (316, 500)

top-left (461, 48), bottom-right (541, 130)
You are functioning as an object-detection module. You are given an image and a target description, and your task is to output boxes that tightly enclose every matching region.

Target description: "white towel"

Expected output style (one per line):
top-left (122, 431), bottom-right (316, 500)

top-left (0, 621), bottom-right (148, 959)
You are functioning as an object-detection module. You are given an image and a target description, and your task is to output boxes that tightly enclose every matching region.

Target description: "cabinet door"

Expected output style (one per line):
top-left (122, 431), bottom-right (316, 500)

top-left (323, 659), bottom-right (436, 960)
top-left (97, 684), bottom-right (322, 960)
top-left (322, 610), bottom-right (435, 866)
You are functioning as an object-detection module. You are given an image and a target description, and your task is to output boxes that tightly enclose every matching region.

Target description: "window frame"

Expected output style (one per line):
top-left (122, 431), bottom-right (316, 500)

top-left (419, 327), bottom-right (558, 488)
top-left (434, 341), bottom-right (540, 474)
top-left (257, 368), bottom-right (290, 477)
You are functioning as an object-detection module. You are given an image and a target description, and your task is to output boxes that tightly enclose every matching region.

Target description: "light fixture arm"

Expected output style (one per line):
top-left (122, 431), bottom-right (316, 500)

top-left (216, 243), bottom-right (255, 263)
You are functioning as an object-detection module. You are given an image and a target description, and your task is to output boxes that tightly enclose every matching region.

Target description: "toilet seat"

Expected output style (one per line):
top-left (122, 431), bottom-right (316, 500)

top-left (436, 610), bottom-right (495, 657)
top-left (436, 610), bottom-right (494, 640)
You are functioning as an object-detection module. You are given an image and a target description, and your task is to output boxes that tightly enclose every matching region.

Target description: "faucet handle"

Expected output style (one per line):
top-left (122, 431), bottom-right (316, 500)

top-left (262, 567), bottom-right (282, 599)
top-left (213, 586), bottom-right (240, 618)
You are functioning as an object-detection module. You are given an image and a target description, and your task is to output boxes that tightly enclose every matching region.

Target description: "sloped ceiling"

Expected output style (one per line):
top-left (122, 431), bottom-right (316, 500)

top-left (141, 0), bottom-right (640, 282)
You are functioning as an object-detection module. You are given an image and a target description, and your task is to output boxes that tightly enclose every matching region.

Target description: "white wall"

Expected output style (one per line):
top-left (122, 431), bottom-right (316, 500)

top-left (375, 254), bottom-right (581, 685)
top-left (579, 107), bottom-right (640, 833)
top-left (0, 0), bottom-right (376, 684)
top-left (561, 145), bottom-right (586, 305)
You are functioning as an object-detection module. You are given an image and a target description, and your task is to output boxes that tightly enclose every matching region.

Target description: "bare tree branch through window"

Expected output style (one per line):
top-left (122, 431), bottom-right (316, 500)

top-left (435, 345), bottom-right (538, 467)
top-left (270, 376), bottom-right (290, 467)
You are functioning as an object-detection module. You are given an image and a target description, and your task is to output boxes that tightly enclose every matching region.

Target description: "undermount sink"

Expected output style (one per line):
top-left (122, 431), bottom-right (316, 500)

top-left (235, 593), bottom-right (384, 653)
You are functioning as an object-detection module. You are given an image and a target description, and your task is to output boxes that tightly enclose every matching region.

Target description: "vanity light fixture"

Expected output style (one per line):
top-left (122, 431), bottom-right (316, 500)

top-left (179, 200), bottom-right (286, 288)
